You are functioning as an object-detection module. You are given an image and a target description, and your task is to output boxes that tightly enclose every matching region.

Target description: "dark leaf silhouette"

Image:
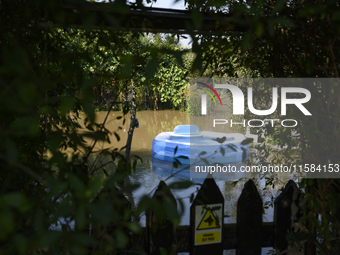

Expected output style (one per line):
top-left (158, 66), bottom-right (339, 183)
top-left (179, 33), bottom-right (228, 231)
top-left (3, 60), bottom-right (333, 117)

top-left (212, 136), bottom-right (226, 144)
top-left (199, 151), bottom-right (207, 156)
top-left (241, 138), bottom-right (253, 145)
top-left (201, 157), bottom-right (210, 165)
top-left (168, 181), bottom-right (192, 190)
top-left (220, 147), bottom-right (225, 156)
top-left (114, 132), bottom-right (120, 142)
top-left (227, 144), bottom-right (237, 152)
top-left (241, 147), bottom-right (247, 162)
top-left (176, 155), bottom-right (189, 159)
top-left (174, 157), bottom-right (182, 166)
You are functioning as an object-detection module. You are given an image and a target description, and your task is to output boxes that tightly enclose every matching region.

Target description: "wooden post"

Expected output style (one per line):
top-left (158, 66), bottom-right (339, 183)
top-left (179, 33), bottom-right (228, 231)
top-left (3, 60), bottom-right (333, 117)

top-left (274, 180), bottom-right (305, 255)
top-left (190, 174), bottom-right (224, 255)
top-left (237, 180), bottom-right (262, 255)
top-left (125, 79), bottom-right (137, 163)
top-left (145, 85), bottom-right (148, 109)
top-left (124, 79), bottom-right (137, 209)
top-left (146, 181), bottom-right (177, 255)
top-left (90, 188), bottom-right (132, 254)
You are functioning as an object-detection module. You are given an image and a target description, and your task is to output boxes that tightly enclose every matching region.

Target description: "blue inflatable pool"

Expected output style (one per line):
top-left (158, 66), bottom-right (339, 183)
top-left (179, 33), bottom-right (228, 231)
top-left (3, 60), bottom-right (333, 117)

top-left (151, 125), bottom-right (250, 165)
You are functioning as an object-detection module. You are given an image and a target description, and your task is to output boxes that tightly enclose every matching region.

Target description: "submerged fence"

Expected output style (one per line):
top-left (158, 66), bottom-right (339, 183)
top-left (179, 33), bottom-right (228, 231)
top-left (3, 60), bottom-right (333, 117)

top-left (129, 176), bottom-right (316, 255)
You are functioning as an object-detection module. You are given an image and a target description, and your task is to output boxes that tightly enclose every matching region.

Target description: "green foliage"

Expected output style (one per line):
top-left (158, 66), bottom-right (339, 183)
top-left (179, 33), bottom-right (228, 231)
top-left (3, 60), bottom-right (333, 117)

top-left (76, 31), bottom-right (191, 111)
top-left (0, 1), bottom-right (188, 254)
top-left (186, 87), bottom-right (202, 116)
top-left (2, 0), bottom-right (340, 253)
top-left (138, 34), bottom-right (191, 110)
top-left (186, 0), bottom-right (340, 251)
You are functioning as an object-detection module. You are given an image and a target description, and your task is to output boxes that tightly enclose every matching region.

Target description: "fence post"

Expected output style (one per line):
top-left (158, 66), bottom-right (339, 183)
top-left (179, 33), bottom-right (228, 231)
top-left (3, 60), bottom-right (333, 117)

top-left (146, 181), bottom-right (177, 255)
top-left (274, 180), bottom-right (305, 255)
top-left (90, 188), bottom-right (132, 254)
top-left (190, 174), bottom-right (224, 255)
top-left (237, 179), bottom-right (262, 255)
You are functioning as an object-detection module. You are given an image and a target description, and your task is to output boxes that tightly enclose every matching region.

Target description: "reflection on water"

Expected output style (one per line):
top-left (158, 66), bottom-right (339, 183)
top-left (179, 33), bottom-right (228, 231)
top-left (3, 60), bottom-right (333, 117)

top-left (81, 110), bottom-right (275, 254)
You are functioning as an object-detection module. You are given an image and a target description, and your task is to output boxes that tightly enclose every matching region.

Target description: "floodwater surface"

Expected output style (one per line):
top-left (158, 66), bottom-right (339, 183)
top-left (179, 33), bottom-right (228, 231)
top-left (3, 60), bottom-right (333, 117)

top-left (79, 110), bottom-right (190, 156)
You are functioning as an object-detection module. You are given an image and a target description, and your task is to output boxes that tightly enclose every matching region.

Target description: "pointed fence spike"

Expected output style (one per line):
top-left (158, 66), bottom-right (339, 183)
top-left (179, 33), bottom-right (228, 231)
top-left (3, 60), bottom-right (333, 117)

top-left (146, 181), bottom-right (177, 255)
top-left (190, 175), bottom-right (224, 255)
top-left (274, 180), bottom-right (305, 255)
top-left (154, 180), bottom-right (177, 202)
top-left (237, 179), bottom-right (262, 255)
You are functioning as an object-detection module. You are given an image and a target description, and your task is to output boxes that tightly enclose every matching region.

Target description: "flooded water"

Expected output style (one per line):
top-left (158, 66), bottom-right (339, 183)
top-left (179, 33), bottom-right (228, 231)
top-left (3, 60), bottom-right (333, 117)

top-left (78, 110), bottom-right (276, 254)
top-left (78, 110), bottom-right (190, 156)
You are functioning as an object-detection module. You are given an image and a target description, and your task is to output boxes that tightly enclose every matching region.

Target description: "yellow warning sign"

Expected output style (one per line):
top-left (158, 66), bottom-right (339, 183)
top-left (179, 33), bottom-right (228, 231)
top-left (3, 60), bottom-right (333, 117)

top-left (195, 231), bottom-right (221, 245)
top-left (197, 209), bottom-right (220, 230)
top-left (194, 204), bottom-right (222, 246)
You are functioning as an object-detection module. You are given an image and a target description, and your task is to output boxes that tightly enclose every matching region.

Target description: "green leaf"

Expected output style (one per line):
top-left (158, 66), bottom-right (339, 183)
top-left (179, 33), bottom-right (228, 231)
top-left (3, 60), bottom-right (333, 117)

top-left (174, 158), bottom-right (182, 166)
top-left (1, 193), bottom-right (28, 209)
top-left (10, 116), bottom-right (39, 136)
top-left (75, 205), bottom-right (86, 230)
top-left (199, 151), bottom-right (207, 156)
top-left (0, 210), bottom-right (15, 238)
top-left (241, 147), bottom-right (247, 162)
top-left (116, 230), bottom-right (129, 248)
top-left (13, 234), bottom-right (29, 255)
top-left (168, 181), bottom-right (192, 190)
top-left (160, 247), bottom-right (168, 255)
top-left (4, 138), bottom-right (18, 165)
top-left (68, 174), bottom-right (85, 195)
top-left (227, 145), bottom-right (237, 152)
top-left (190, 193), bottom-right (195, 203)
top-left (59, 96), bottom-right (75, 116)
top-left (164, 198), bottom-right (179, 224)
top-left (145, 57), bottom-right (159, 80)
top-left (298, 5), bottom-right (326, 17)
top-left (241, 138), bottom-right (253, 145)
top-left (212, 137), bottom-right (226, 144)
top-left (36, 231), bottom-right (63, 248)
top-left (176, 155), bottom-right (189, 160)
top-left (82, 131), bottom-right (106, 142)
top-left (201, 158), bottom-right (210, 165)
top-left (220, 147), bottom-right (225, 156)
top-left (114, 132), bottom-right (120, 142)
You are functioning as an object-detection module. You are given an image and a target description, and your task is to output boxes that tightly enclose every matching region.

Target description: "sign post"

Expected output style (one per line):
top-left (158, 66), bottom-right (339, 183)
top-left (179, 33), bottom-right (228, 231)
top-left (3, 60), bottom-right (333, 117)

top-left (190, 174), bottom-right (224, 255)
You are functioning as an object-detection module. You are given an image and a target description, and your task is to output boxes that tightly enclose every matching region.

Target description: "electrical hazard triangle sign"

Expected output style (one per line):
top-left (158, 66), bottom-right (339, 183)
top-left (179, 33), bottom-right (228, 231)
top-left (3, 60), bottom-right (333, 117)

top-left (197, 209), bottom-right (220, 230)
